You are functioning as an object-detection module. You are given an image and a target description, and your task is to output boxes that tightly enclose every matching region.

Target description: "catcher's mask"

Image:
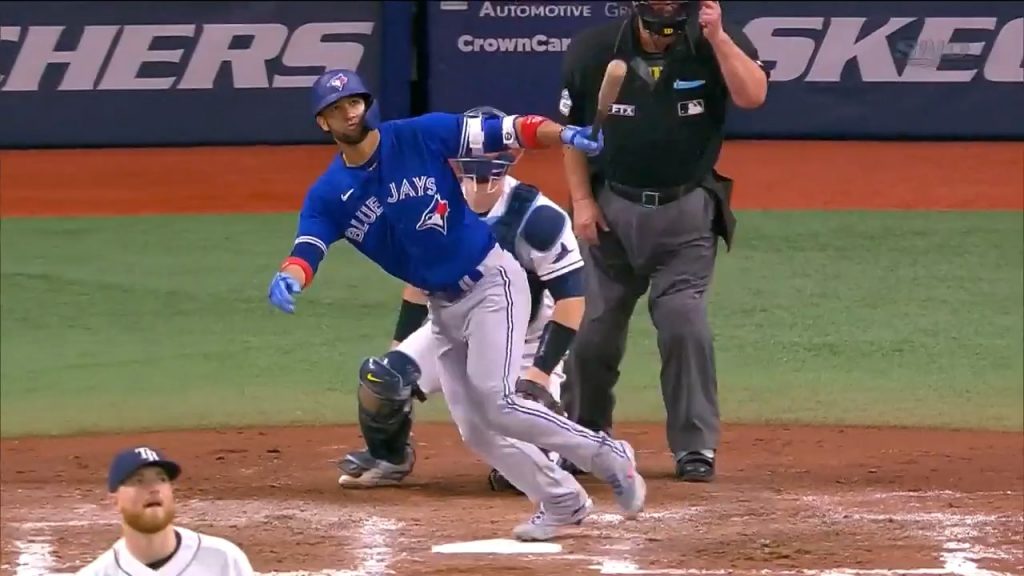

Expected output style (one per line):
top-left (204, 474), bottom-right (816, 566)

top-left (632, 1), bottom-right (691, 38)
top-left (451, 106), bottom-right (523, 197)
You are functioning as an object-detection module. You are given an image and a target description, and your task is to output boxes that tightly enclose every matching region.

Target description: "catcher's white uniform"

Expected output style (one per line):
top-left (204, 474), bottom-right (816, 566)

top-left (75, 527), bottom-right (253, 576)
top-left (398, 175), bottom-right (584, 403)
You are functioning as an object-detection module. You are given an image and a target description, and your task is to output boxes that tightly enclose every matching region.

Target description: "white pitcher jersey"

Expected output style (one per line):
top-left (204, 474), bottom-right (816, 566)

top-left (75, 527), bottom-right (254, 576)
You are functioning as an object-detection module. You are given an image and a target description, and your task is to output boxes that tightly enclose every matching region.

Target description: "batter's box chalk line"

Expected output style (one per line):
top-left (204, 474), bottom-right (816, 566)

top-left (6, 511), bottom-right (404, 576)
top-left (6, 494), bottom-right (1020, 576)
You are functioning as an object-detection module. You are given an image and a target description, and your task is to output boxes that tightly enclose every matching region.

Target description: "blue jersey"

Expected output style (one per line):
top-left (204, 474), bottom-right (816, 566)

top-left (288, 112), bottom-right (525, 292)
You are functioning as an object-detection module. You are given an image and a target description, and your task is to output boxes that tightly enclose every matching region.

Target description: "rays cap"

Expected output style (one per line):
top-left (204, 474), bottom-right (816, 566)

top-left (107, 446), bottom-right (182, 493)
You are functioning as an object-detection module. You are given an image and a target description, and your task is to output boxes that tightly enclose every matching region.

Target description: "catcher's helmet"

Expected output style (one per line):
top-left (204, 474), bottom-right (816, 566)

top-left (451, 106), bottom-right (522, 196)
top-left (310, 69), bottom-right (380, 129)
top-left (632, 1), bottom-right (691, 38)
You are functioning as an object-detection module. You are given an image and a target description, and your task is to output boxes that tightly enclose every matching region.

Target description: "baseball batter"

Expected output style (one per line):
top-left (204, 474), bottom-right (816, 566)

top-left (76, 446), bottom-right (254, 575)
top-left (267, 70), bottom-right (646, 540)
top-left (336, 107), bottom-right (584, 494)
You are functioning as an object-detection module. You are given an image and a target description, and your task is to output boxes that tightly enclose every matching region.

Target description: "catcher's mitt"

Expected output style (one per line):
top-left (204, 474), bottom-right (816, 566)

top-left (514, 377), bottom-right (564, 415)
top-left (488, 468), bottom-right (524, 494)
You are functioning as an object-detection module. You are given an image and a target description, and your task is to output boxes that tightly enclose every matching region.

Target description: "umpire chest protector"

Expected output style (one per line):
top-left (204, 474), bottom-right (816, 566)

top-left (568, 17), bottom-right (729, 190)
top-left (489, 182), bottom-right (547, 324)
top-left (562, 15), bottom-right (738, 248)
top-left (613, 20), bottom-right (727, 189)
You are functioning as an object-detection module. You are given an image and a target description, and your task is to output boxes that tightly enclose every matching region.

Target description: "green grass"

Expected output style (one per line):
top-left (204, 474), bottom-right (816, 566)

top-left (1, 211), bottom-right (1021, 437)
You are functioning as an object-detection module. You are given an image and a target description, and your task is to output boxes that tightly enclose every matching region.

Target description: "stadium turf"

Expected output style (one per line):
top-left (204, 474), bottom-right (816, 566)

top-left (1, 211), bottom-right (1021, 437)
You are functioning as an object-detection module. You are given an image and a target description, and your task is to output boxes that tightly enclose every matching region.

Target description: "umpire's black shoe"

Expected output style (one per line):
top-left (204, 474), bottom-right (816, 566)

top-left (676, 451), bottom-right (715, 483)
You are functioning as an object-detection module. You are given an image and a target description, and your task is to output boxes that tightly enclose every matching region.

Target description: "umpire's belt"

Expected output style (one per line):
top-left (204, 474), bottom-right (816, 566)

top-left (607, 181), bottom-right (694, 208)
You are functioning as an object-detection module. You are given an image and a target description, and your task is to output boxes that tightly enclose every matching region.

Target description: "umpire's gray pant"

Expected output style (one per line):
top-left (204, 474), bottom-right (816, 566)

top-left (564, 183), bottom-right (720, 459)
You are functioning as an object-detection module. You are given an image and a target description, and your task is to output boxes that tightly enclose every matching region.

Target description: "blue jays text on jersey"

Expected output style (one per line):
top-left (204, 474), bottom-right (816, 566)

top-left (288, 112), bottom-right (528, 293)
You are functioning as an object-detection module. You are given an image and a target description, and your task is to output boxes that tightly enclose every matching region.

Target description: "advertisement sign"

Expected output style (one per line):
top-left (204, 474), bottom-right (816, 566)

top-left (0, 1), bottom-right (411, 148)
top-left (427, 1), bottom-right (1023, 139)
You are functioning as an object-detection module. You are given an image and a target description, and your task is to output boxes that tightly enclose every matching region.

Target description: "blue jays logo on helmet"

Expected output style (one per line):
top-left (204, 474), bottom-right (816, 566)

top-left (327, 72), bottom-right (347, 91)
top-left (452, 106), bottom-right (522, 196)
top-left (310, 68), bottom-right (380, 129)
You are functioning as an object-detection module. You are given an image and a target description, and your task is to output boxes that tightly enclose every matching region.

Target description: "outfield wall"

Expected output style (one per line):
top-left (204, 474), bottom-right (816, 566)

top-left (1, 1), bottom-right (1021, 149)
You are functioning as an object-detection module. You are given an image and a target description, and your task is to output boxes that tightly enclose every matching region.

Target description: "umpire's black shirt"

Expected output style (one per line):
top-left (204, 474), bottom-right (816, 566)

top-left (559, 15), bottom-right (765, 190)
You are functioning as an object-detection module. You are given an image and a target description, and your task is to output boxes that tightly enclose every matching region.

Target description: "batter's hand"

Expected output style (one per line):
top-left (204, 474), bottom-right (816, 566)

top-left (268, 272), bottom-right (302, 314)
top-left (572, 197), bottom-right (609, 246)
top-left (560, 125), bottom-right (603, 157)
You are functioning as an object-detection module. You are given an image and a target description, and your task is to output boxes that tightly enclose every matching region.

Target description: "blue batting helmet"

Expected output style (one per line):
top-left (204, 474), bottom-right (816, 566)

top-left (310, 69), bottom-right (380, 129)
top-left (452, 106), bottom-right (522, 196)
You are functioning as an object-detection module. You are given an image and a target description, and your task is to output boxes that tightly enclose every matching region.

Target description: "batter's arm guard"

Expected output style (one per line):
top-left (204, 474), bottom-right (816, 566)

top-left (410, 111), bottom-right (592, 159)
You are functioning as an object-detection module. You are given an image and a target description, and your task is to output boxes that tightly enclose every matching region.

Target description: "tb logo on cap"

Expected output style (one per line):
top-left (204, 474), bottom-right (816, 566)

top-left (135, 447), bottom-right (160, 462)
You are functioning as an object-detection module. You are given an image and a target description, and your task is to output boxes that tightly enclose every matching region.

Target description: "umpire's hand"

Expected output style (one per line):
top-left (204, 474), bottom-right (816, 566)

top-left (572, 197), bottom-right (609, 246)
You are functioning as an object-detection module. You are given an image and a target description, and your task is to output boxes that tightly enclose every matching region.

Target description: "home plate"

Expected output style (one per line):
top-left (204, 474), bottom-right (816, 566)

top-left (432, 538), bottom-right (563, 554)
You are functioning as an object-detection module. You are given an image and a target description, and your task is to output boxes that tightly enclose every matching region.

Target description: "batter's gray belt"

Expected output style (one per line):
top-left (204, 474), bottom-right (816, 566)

top-left (426, 267), bottom-right (484, 303)
top-left (607, 181), bottom-right (697, 208)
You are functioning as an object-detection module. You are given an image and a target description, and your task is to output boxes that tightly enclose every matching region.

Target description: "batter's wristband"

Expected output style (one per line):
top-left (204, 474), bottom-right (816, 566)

top-left (533, 321), bottom-right (577, 375)
top-left (281, 257), bottom-right (314, 288)
top-left (393, 300), bottom-right (429, 342)
top-left (517, 115), bottom-right (548, 149)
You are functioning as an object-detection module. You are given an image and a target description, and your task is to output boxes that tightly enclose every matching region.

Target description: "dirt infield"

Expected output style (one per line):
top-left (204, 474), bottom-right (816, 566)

top-left (1, 141), bottom-right (1022, 575)
top-left (2, 424), bottom-right (1022, 575)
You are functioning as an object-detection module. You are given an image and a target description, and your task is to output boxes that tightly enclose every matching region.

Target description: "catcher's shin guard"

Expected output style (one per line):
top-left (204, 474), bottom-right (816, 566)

top-left (356, 350), bottom-right (421, 465)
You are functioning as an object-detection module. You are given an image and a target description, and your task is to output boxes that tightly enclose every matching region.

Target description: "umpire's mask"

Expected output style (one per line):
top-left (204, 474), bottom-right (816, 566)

top-left (633, 1), bottom-right (690, 38)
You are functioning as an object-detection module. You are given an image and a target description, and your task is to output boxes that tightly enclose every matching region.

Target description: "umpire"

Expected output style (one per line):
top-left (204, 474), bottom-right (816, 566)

top-left (558, 1), bottom-right (768, 482)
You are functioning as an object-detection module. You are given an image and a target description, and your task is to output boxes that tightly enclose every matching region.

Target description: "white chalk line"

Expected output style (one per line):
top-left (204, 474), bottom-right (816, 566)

top-left (570, 490), bottom-right (1020, 576)
top-left (5, 491), bottom-right (1020, 576)
top-left (13, 539), bottom-right (55, 576)
top-left (797, 493), bottom-right (1020, 576)
top-left (5, 501), bottom-right (400, 576)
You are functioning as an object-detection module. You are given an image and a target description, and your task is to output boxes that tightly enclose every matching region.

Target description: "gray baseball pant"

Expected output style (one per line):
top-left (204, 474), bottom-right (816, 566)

top-left (565, 184), bottom-right (720, 459)
top-left (427, 244), bottom-right (630, 512)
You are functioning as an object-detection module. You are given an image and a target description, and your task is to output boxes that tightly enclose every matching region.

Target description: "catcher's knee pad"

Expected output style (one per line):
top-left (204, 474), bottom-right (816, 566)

top-left (357, 350), bottom-right (422, 463)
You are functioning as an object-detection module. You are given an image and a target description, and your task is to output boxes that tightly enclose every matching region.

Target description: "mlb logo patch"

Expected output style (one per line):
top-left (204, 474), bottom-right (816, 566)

top-left (677, 99), bottom-right (705, 117)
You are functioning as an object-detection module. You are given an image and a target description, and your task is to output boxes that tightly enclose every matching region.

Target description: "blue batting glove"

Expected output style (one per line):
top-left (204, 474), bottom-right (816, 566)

top-left (268, 272), bottom-right (302, 314)
top-left (560, 125), bottom-right (604, 156)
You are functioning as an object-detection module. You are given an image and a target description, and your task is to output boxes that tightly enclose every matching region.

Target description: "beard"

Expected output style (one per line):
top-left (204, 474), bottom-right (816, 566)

top-left (122, 502), bottom-right (176, 534)
top-left (331, 120), bottom-right (371, 145)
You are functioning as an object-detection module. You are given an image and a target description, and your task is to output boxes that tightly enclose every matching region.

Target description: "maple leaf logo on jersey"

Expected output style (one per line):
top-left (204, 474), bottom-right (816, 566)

top-left (416, 194), bottom-right (450, 234)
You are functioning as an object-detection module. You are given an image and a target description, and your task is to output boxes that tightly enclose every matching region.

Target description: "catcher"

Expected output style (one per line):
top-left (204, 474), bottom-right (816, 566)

top-left (337, 106), bottom-right (586, 493)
